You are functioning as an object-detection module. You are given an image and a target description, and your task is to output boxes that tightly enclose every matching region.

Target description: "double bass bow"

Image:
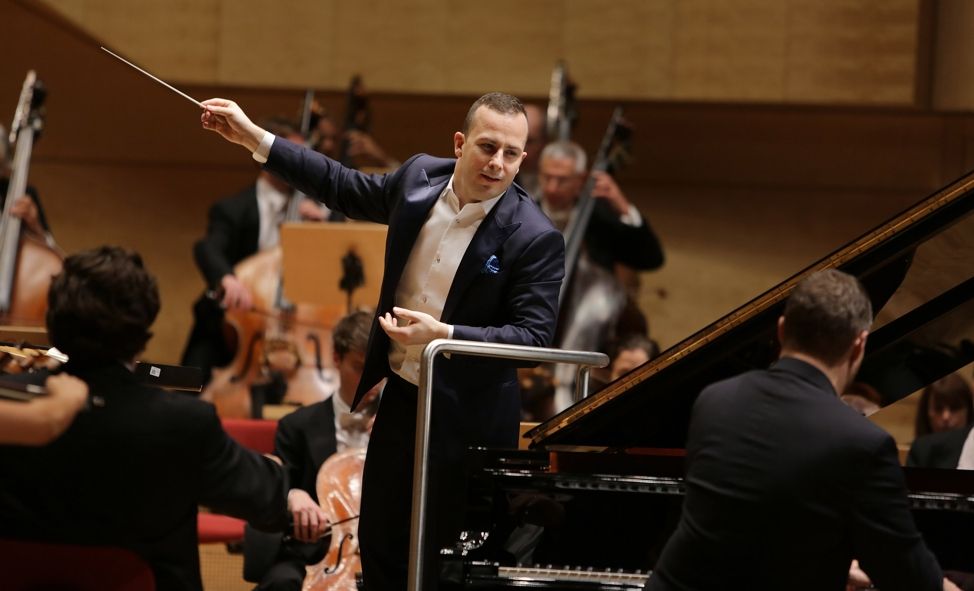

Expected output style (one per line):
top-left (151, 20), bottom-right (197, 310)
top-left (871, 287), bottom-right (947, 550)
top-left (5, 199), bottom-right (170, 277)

top-left (0, 71), bottom-right (63, 327)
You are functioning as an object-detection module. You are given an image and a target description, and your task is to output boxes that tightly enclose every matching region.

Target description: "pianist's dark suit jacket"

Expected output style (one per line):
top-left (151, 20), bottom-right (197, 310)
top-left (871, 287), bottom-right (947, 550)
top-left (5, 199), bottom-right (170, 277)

top-left (0, 362), bottom-right (290, 591)
top-left (647, 357), bottom-right (943, 591)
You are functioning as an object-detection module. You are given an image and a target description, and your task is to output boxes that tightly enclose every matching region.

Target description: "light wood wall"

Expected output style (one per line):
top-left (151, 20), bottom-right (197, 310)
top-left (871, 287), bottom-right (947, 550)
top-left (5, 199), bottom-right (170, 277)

top-left (41, 0), bottom-right (924, 105)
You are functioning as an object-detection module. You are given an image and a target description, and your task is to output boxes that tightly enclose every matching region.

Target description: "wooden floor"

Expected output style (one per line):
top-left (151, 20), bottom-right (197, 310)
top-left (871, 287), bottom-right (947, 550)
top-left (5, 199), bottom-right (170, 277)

top-left (199, 544), bottom-right (250, 591)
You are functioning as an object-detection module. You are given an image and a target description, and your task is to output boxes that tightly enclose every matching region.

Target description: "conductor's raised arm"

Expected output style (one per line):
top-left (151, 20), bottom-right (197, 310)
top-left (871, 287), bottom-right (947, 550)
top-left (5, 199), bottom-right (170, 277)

top-left (200, 98), bottom-right (266, 152)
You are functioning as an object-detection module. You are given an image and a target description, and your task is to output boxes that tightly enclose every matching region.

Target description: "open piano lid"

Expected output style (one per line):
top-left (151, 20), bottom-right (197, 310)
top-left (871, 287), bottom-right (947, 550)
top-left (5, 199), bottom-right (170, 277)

top-left (527, 169), bottom-right (974, 451)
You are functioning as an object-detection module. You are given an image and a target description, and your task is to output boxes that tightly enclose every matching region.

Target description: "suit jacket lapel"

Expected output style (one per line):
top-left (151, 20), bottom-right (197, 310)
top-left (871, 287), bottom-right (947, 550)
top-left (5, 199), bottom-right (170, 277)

top-left (307, 400), bottom-right (338, 470)
top-left (441, 187), bottom-right (521, 322)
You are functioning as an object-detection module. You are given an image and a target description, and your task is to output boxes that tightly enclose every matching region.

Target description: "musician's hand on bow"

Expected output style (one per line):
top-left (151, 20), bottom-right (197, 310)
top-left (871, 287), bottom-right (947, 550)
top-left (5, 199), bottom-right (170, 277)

top-left (200, 98), bottom-right (265, 152)
top-left (10, 195), bottom-right (44, 237)
top-left (590, 171), bottom-right (631, 218)
top-left (378, 307), bottom-right (449, 346)
top-left (287, 488), bottom-right (330, 543)
top-left (220, 274), bottom-right (253, 311)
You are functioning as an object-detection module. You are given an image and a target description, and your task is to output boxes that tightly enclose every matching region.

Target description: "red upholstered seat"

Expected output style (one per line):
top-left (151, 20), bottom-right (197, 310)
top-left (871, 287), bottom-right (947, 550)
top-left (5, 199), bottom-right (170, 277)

top-left (0, 538), bottom-right (155, 590)
top-left (197, 512), bottom-right (248, 544)
top-left (197, 418), bottom-right (279, 545)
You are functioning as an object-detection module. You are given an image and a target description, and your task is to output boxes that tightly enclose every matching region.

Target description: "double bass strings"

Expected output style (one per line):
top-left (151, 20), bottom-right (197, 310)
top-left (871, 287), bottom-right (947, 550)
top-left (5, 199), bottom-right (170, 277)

top-left (100, 46), bottom-right (204, 108)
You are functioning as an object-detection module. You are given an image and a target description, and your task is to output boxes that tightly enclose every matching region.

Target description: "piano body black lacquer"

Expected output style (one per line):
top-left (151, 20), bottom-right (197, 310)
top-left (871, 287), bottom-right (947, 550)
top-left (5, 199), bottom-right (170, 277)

top-left (441, 169), bottom-right (974, 589)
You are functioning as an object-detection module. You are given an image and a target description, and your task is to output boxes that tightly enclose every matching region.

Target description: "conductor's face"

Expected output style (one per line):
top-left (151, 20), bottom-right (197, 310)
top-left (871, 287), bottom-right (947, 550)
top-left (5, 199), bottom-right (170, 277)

top-left (453, 107), bottom-right (528, 204)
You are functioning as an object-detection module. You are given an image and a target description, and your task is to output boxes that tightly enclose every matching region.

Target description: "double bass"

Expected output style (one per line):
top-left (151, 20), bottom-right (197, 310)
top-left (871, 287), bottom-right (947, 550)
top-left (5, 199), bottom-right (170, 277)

top-left (0, 71), bottom-right (63, 328)
top-left (201, 192), bottom-right (342, 418)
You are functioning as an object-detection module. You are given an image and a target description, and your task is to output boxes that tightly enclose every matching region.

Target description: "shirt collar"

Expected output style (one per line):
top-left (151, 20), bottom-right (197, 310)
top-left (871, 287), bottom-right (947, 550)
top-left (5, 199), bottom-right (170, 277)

top-left (445, 175), bottom-right (504, 218)
top-left (332, 391), bottom-right (352, 416)
top-left (256, 176), bottom-right (289, 213)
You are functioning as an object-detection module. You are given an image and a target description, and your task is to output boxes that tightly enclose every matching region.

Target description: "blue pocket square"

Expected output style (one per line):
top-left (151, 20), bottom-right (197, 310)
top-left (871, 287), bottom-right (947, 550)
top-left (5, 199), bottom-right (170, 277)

top-left (482, 255), bottom-right (501, 275)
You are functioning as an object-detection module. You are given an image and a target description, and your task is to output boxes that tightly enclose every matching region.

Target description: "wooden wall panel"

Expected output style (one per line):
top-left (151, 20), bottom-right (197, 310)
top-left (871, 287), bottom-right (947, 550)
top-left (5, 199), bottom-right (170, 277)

top-left (39, 0), bottom-right (925, 105)
top-left (41, 0), bottom-right (221, 83)
top-left (787, 0), bottom-right (919, 104)
top-left (671, 0), bottom-right (788, 101)
top-left (218, 1), bottom-right (337, 88)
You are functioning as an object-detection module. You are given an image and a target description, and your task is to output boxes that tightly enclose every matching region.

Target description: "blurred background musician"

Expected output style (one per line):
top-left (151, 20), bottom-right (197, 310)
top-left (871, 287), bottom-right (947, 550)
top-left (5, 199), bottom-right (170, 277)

top-left (1, 125), bottom-right (53, 246)
top-left (0, 246), bottom-right (308, 591)
top-left (244, 309), bottom-right (380, 591)
top-left (0, 73), bottom-right (63, 331)
top-left (181, 117), bottom-right (331, 387)
top-left (538, 139), bottom-right (663, 410)
top-left (907, 373), bottom-right (974, 469)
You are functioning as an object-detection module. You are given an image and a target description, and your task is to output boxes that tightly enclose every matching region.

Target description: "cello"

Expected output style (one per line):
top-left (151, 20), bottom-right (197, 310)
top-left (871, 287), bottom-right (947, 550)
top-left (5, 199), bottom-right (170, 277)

top-left (302, 447), bottom-right (368, 591)
top-left (0, 71), bottom-right (63, 328)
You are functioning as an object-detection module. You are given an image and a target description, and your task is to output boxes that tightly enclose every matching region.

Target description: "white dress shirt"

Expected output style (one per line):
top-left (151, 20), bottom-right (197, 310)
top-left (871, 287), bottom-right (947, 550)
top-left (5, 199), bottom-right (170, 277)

top-left (255, 176), bottom-right (289, 251)
top-left (332, 393), bottom-right (371, 451)
top-left (254, 134), bottom-right (503, 385)
top-left (389, 178), bottom-right (502, 384)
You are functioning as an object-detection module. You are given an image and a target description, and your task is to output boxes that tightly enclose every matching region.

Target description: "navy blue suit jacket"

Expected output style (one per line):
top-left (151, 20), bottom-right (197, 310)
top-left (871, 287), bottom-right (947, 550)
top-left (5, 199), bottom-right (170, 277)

top-left (264, 138), bottom-right (565, 445)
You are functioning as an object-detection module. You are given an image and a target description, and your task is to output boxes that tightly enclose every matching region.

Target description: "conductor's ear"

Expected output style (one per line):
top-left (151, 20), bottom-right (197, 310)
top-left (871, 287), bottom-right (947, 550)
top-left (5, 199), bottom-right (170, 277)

top-left (454, 132), bottom-right (465, 158)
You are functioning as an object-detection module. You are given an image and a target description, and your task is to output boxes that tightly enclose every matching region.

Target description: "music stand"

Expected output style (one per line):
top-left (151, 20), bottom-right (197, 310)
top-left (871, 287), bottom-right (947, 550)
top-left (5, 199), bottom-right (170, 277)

top-left (280, 222), bottom-right (387, 313)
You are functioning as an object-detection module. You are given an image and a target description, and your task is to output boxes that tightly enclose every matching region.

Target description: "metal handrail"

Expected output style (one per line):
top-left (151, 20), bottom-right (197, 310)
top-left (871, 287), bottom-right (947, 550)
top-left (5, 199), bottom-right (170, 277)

top-left (407, 338), bottom-right (609, 591)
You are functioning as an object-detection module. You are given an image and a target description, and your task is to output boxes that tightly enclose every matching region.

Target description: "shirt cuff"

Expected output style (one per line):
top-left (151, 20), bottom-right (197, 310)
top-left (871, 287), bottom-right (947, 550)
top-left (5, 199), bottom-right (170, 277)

top-left (252, 131), bottom-right (275, 164)
top-left (447, 324), bottom-right (454, 339)
top-left (619, 204), bottom-right (642, 227)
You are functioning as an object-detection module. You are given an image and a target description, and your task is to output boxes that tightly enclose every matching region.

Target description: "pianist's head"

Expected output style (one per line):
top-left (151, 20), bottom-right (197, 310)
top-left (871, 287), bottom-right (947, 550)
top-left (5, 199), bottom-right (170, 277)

top-left (778, 269), bottom-right (873, 393)
top-left (46, 246), bottom-right (160, 367)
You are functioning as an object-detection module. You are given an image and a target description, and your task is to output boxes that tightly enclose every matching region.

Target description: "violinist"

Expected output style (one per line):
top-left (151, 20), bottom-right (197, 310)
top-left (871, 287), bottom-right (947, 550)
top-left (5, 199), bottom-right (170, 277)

top-left (0, 124), bottom-right (55, 248)
top-left (181, 117), bottom-right (334, 386)
top-left (245, 309), bottom-right (380, 591)
top-left (0, 246), bottom-right (308, 591)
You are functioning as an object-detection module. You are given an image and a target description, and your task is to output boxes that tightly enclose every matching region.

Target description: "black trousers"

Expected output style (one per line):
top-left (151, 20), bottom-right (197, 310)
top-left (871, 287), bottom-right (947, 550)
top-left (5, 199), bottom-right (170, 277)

top-left (357, 374), bottom-right (467, 591)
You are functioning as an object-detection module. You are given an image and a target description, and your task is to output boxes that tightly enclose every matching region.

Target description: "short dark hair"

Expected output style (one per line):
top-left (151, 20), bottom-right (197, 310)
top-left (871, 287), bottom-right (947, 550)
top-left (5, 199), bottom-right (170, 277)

top-left (462, 92), bottom-right (526, 134)
top-left (781, 269), bottom-right (873, 365)
top-left (47, 246), bottom-right (160, 365)
top-left (332, 309), bottom-right (373, 360)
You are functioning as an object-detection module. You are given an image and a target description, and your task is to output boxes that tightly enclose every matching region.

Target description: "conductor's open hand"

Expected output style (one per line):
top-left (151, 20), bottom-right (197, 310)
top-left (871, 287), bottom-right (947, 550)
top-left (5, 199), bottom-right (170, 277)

top-left (200, 98), bottom-right (265, 152)
top-left (287, 488), bottom-right (330, 543)
top-left (378, 307), bottom-right (449, 346)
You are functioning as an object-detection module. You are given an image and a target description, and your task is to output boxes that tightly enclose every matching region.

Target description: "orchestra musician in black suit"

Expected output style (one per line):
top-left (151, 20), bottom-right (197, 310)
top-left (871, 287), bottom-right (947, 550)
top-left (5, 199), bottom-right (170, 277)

top-left (0, 246), bottom-right (325, 591)
top-left (180, 118), bottom-right (331, 385)
top-left (245, 309), bottom-right (381, 591)
top-left (647, 269), bottom-right (957, 591)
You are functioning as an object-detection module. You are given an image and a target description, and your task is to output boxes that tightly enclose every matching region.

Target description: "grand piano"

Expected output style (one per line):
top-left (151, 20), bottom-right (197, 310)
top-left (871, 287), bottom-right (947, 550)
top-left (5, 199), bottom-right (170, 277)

top-left (440, 167), bottom-right (974, 589)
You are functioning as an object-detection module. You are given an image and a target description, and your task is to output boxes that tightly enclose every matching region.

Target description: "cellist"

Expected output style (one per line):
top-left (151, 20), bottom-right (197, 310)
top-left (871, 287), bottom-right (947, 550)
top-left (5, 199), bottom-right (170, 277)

top-left (243, 309), bottom-right (381, 591)
top-left (180, 117), bottom-right (333, 386)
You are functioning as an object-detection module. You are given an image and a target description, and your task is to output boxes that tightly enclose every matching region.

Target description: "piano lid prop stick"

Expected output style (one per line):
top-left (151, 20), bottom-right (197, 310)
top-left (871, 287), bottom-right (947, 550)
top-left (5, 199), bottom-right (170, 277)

top-left (100, 46), bottom-right (204, 109)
